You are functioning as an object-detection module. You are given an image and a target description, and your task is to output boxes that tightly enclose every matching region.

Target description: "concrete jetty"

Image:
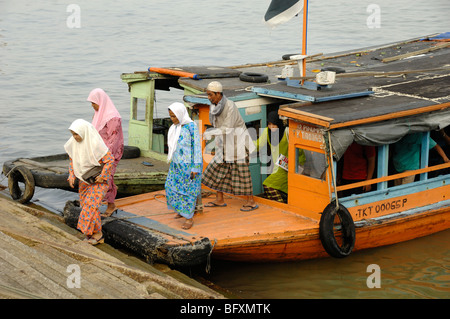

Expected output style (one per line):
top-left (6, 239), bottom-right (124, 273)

top-left (0, 195), bottom-right (225, 299)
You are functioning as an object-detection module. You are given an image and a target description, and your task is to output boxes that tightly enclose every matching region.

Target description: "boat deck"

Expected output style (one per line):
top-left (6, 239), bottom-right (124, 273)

top-left (113, 189), bottom-right (318, 248)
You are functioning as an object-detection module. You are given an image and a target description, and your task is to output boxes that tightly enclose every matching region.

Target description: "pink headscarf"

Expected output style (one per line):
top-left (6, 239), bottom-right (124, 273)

top-left (87, 88), bottom-right (121, 131)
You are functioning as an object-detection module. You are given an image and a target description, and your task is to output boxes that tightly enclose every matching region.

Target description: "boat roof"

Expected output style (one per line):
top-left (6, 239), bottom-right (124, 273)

top-left (122, 34), bottom-right (450, 128)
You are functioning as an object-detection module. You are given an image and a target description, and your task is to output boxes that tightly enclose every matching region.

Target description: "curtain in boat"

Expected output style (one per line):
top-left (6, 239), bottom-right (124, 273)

top-left (329, 108), bottom-right (450, 160)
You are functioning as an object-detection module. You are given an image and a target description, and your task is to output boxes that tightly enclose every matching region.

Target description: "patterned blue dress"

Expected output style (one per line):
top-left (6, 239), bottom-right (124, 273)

top-left (165, 122), bottom-right (203, 219)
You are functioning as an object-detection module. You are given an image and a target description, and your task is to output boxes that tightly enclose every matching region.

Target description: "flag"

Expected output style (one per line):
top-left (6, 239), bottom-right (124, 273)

top-left (264, 0), bottom-right (303, 27)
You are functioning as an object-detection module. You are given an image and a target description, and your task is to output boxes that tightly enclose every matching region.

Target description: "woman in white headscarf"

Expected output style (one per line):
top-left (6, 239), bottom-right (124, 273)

top-left (165, 102), bottom-right (203, 230)
top-left (87, 88), bottom-right (124, 217)
top-left (64, 119), bottom-right (115, 245)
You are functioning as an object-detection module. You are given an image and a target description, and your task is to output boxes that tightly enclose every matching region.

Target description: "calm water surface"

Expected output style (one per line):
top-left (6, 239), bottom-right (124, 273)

top-left (1, 0), bottom-right (449, 298)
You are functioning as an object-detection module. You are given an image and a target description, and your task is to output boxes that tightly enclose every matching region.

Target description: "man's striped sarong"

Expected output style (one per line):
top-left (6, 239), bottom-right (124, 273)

top-left (202, 156), bottom-right (253, 195)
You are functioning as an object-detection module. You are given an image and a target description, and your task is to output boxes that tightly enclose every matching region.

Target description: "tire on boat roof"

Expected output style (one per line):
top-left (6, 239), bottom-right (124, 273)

top-left (239, 72), bottom-right (269, 83)
top-left (319, 201), bottom-right (355, 258)
top-left (281, 53), bottom-right (299, 60)
top-left (320, 66), bottom-right (346, 74)
top-left (8, 165), bottom-right (35, 204)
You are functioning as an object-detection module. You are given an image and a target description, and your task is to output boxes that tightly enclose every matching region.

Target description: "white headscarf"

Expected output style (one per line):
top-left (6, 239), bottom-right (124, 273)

top-left (87, 88), bottom-right (121, 131)
top-left (167, 102), bottom-right (193, 162)
top-left (64, 119), bottom-right (109, 182)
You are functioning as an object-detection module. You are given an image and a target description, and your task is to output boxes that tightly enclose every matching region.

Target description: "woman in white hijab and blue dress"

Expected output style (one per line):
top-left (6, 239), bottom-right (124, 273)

top-left (165, 102), bottom-right (203, 230)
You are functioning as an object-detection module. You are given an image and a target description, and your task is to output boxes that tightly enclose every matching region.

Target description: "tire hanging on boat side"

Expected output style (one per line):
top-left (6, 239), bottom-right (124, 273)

top-left (8, 165), bottom-right (35, 204)
top-left (319, 200), bottom-right (355, 258)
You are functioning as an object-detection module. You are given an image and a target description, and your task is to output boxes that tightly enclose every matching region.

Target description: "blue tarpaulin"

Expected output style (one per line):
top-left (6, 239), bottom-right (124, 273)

top-left (421, 32), bottom-right (450, 41)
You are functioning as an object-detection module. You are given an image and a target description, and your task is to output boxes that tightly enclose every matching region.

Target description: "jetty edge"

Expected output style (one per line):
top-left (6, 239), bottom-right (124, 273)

top-left (0, 192), bottom-right (225, 299)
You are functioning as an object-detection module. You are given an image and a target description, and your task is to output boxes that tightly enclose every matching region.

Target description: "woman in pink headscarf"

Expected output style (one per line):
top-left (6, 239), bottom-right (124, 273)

top-left (87, 88), bottom-right (124, 217)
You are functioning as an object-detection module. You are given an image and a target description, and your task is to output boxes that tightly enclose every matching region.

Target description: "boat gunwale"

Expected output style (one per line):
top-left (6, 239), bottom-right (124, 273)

top-left (210, 203), bottom-right (450, 260)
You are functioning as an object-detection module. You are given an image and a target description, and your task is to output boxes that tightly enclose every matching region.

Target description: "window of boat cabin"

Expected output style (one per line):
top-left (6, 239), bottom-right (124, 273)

top-left (336, 130), bottom-right (449, 197)
top-left (203, 124), bottom-right (215, 155)
top-left (290, 122), bottom-right (327, 180)
top-left (297, 148), bottom-right (327, 179)
top-left (131, 97), bottom-right (147, 122)
top-left (289, 121), bottom-right (330, 212)
top-left (336, 141), bottom-right (378, 197)
top-left (386, 130), bottom-right (443, 186)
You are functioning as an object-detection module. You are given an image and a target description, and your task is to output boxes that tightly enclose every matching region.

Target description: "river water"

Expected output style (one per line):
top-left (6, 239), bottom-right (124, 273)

top-left (1, 0), bottom-right (449, 299)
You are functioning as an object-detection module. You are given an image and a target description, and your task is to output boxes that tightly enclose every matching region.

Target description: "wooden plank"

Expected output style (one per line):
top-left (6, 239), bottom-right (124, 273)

top-left (382, 42), bottom-right (450, 63)
top-left (279, 107), bottom-right (333, 127)
top-left (15, 159), bottom-right (67, 174)
top-left (251, 83), bottom-right (373, 103)
top-left (104, 209), bottom-right (194, 243)
top-left (289, 67), bottom-right (450, 81)
top-left (335, 162), bottom-right (450, 192)
top-left (228, 52), bottom-right (324, 69)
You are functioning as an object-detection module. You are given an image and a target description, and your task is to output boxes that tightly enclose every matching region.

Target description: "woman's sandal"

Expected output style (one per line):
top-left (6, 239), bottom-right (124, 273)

top-left (87, 235), bottom-right (104, 245)
top-left (181, 219), bottom-right (194, 230)
top-left (101, 209), bottom-right (117, 218)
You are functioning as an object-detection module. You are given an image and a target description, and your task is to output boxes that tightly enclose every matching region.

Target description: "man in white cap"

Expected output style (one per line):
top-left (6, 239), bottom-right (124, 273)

top-left (202, 81), bottom-right (258, 211)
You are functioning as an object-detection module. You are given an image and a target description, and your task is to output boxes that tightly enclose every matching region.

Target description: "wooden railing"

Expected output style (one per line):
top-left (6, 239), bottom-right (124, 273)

top-left (335, 162), bottom-right (450, 193)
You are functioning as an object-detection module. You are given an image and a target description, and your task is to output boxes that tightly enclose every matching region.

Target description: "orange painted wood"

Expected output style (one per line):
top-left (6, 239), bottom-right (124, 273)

top-left (114, 186), bottom-right (450, 262)
top-left (148, 67), bottom-right (199, 79)
top-left (279, 108), bottom-right (331, 128)
top-left (212, 207), bottom-right (450, 262)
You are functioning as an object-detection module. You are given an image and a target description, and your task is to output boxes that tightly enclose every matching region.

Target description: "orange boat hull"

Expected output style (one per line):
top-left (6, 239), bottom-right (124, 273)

top-left (114, 189), bottom-right (450, 263)
top-left (210, 206), bottom-right (450, 262)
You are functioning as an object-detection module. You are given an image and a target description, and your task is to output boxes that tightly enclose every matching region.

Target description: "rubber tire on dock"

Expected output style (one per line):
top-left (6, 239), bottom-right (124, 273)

top-left (8, 165), bottom-right (35, 204)
top-left (239, 72), bottom-right (269, 83)
top-left (122, 146), bottom-right (140, 159)
top-left (319, 201), bottom-right (355, 258)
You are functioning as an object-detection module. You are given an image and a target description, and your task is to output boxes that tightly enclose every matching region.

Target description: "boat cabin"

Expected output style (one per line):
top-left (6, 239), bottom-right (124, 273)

top-left (279, 90), bottom-right (450, 222)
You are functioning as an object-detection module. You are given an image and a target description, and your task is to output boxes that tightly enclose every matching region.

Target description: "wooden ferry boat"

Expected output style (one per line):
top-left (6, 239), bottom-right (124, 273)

top-left (62, 33), bottom-right (450, 267)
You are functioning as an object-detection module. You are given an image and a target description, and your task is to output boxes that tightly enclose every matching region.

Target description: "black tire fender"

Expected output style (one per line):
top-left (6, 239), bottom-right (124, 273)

top-left (281, 53), bottom-right (299, 60)
top-left (239, 72), bottom-right (269, 83)
top-left (122, 146), bottom-right (140, 159)
top-left (8, 166), bottom-right (35, 204)
top-left (321, 66), bottom-right (346, 74)
top-left (319, 201), bottom-right (355, 258)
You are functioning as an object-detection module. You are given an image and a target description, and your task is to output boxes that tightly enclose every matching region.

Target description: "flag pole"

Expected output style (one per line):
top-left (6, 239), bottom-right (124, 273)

top-left (301, 0), bottom-right (308, 85)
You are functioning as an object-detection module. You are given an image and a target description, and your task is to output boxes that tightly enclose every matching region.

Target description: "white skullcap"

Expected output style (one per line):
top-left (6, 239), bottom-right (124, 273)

top-left (206, 81), bottom-right (223, 93)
